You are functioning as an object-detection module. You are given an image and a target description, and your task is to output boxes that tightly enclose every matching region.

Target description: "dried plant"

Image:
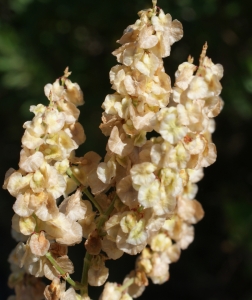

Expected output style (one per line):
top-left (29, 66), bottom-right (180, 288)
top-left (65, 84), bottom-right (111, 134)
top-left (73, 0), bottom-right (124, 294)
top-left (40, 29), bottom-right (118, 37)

top-left (4, 1), bottom-right (223, 299)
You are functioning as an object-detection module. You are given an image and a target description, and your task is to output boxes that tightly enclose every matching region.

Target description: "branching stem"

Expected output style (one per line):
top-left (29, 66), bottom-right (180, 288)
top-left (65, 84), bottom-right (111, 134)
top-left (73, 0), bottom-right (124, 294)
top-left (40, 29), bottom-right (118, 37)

top-left (66, 170), bottom-right (119, 297)
top-left (118, 277), bottom-right (134, 292)
top-left (83, 187), bottom-right (103, 215)
top-left (97, 193), bottom-right (117, 230)
top-left (66, 167), bottom-right (81, 186)
top-left (45, 252), bottom-right (84, 290)
top-left (81, 251), bottom-right (92, 296)
top-left (66, 167), bottom-right (103, 214)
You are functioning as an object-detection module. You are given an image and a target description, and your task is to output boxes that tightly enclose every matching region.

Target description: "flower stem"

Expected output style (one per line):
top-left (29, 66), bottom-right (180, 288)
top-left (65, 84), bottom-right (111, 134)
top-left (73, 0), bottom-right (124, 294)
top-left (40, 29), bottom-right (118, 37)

top-left (83, 187), bottom-right (103, 215)
top-left (66, 167), bottom-right (81, 186)
top-left (80, 251), bottom-right (92, 296)
top-left (118, 277), bottom-right (134, 292)
top-left (105, 193), bottom-right (117, 218)
top-left (45, 252), bottom-right (84, 290)
top-left (66, 167), bottom-right (103, 215)
top-left (97, 194), bottom-right (117, 230)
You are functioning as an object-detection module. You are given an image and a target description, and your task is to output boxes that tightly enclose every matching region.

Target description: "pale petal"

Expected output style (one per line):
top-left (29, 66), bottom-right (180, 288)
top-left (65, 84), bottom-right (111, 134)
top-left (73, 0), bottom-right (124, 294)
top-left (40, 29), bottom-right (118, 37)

top-left (19, 150), bottom-right (44, 173)
top-left (108, 126), bottom-right (134, 156)
top-left (29, 232), bottom-right (50, 256)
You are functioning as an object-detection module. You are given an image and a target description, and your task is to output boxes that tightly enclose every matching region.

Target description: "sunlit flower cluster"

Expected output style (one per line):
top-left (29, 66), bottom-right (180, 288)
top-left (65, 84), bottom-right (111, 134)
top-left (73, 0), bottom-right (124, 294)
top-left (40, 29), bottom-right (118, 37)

top-left (4, 1), bottom-right (223, 299)
top-left (98, 0), bottom-right (223, 297)
top-left (4, 69), bottom-right (90, 299)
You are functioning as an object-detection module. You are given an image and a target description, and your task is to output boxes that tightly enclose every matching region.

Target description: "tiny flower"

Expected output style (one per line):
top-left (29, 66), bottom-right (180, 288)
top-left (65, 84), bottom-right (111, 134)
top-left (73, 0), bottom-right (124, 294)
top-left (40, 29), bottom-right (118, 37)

top-left (97, 159), bottom-right (116, 184)
top-left (29, 231), bottom-right (50, 256)
top-left (130, 162), bottom-right (156, 189)
top-left (19, 216), bottom-right (36, 236)
top-left (88, 255), bottom-right (109, 286)
top-left (99, 282), bottom-right (122, 300)
top-left (44, 108), bottom-right (65, 134)
top-left (85, 230), bottom-right (102, 255)
top-left (19, 150), bottom-right (44, 173)
top-left (154, 107), bottom-right (188, 144)
top-left (64, 78), bottom-right (84, 106)
top-left (150, 233), bottom-right (172, 252)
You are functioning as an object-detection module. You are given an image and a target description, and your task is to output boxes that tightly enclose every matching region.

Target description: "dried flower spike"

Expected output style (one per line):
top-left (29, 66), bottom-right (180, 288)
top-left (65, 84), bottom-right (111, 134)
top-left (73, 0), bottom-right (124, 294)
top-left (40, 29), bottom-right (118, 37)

top-left (5, 1), bottom-right (223, 299)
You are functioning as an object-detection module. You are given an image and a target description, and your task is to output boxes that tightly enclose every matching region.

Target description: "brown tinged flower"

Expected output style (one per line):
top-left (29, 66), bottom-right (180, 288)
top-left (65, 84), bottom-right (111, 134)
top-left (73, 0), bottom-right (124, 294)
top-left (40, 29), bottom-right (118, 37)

top-left (14, 274), bottom-right (46, 300)
top-left (4, 2), bottom-right (224, 299)
top-left (85, 229), bottom-right (102, 255)
top-left (29, 231), bottom-right (50, 257)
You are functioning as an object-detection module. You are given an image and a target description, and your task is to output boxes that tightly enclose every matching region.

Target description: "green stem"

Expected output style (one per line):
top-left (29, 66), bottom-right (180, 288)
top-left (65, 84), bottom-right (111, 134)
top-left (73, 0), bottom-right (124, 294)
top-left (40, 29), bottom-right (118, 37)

top-left (97, 194), bottom-right (117, 230)
top-left (81, 252), bottom-right (92, 296)
top-left (80, 195), bottom-right (117, 295)
top-left (83, 187), bottom-right (103, 215)
top-left (118, 277), bottom-right (134, 292)
top-left (105, 194), bottom-right (117, 217)
top-left (66, 167), bottom-right (81, 186)
top-left (66, 167), bottom-right (103, 215)
top-left (45, 252), bottom-right (84, 290)
top-left (32, 214), bottom-right (39, 233)
top-left (66, 168), bottom-right (118, 297)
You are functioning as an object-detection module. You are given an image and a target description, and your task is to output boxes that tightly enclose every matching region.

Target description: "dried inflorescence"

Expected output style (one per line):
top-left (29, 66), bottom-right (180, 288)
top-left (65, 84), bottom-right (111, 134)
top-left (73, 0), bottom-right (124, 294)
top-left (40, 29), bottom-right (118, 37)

top-left (4, 1), bottom-right (223, 299)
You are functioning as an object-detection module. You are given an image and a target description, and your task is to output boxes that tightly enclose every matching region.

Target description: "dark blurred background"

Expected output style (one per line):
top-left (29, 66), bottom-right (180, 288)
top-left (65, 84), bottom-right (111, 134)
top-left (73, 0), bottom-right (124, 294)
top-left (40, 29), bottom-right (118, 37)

top-left (0, 0), bottom-right (252, 299)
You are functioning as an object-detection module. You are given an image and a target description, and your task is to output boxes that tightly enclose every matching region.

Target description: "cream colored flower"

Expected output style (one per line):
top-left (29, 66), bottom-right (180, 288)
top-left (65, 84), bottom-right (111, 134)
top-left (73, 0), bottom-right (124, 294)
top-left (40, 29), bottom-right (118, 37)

top-left (59, 189), bottom-right (86, 222)
top-left (101, 236), bottom-right (124, 260)
top-left (99, 282), bottom-right (122, 300)
top-left (88, 255), bottom-right (109, 286)
top-left (177, 197), bottom-right (204, 224)
top-left (97, 159), bottom-right (116, 184)
top-left (30, 163), bottom-right (66, 199)
top-left (12, 192), bottom-right (34, 218)
top-left (149, 233), bottom-right (172, 252)
top-left (102, 94), bottom-right (123, 115)
top-left (56, 98), bottom-right (80, 123)
top-left (78, 200), bottom-right (96, 238)
top-left (130, 162), bottom-right (156, 189)
top-left (19, 149), bottom-right (44, 173)
top-left (29, 231), bottom-right (50, 256)
top-left (7, 171), bottom-right (32, 198)
top-left (174, 61), bottom-right (196, 91)
top-left (19, 215), bottom-right (36, 236)
top-left (148, 253), bottom-right (170, 284)
top-left (154, 107), bottom-right (188, 144)
top-left (108, 126), bottom-right (134, 156)
top-left (151, 9), bottom-right (183, 57)
top-left (41, 212), bottom-right (83, 245)
top-left (116, 175), bottom-right (139, 209)
top-left (64, 78), bottom-right (84, 106)
top-left (138, 179), bottom-right (160, 209)
top-left (44, 108), bottom-right (65, 134)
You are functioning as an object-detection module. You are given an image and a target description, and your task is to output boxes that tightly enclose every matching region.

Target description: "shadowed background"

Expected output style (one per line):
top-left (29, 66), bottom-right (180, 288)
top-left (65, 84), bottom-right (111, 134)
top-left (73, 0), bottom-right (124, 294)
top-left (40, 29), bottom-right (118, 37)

top-left (0, 0), bottom-right (252, 299)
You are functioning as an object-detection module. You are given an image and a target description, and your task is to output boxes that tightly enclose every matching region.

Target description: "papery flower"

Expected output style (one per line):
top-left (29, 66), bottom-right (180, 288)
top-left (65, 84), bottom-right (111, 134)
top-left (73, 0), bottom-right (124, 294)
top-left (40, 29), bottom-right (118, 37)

top-left (10, 274), bottom-right (45, 300)
top-left (97, 2), bottom-right (223, 297)
top-left (4, 2), bottom-right (224, 299)
top-left (59, 189), bottom-right (87, 222)
top-left (40, 212), bottom-right (83, 245)
top-left (88, 255), bottom-right (109, 286)
top-left (29, 231), bottom-right (50, 256)
top-left (44, 277), bottom-right (80, 300)
top-left (99, 282), bottom-right (123, 300)
top-left (151, 9), bottom-right (183, 57)
top-left (153, 107), bottom-right (188, 144)
top-left (19, 149), bottom-right (45, 173)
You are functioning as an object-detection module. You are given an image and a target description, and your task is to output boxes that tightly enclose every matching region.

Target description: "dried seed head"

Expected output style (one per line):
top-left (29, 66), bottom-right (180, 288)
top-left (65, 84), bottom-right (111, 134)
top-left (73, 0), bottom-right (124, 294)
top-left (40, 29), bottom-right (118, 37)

top-left (85, 230), bottom-right (102, 255)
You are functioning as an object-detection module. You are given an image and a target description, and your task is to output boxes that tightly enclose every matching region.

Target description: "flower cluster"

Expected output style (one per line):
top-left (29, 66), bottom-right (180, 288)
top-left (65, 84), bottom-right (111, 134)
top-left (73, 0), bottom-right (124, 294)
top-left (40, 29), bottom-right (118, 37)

top-left (98, 0), bottom-right (223, 297)
top-left (4, 1), bottom-right (223, 299)
top-left (4, 69), bottom-right (90, 299)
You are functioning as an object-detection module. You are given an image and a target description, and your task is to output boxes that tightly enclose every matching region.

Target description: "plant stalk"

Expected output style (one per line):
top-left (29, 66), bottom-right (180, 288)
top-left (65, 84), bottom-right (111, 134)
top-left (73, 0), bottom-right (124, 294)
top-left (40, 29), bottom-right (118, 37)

top-left (45, 252), bottom-right (84, 290)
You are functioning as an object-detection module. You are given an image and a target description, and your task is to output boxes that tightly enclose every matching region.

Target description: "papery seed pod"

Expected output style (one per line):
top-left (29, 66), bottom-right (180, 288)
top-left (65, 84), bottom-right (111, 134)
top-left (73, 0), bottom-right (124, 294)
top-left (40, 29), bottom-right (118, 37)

top-left (85, 229), bottom-right (102, 255)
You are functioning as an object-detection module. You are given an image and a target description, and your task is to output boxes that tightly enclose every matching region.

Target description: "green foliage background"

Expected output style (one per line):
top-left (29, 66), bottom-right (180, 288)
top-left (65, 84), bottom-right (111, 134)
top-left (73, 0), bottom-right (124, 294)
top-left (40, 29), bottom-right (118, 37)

top-left (1, 0), bottom-right (252, 299)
